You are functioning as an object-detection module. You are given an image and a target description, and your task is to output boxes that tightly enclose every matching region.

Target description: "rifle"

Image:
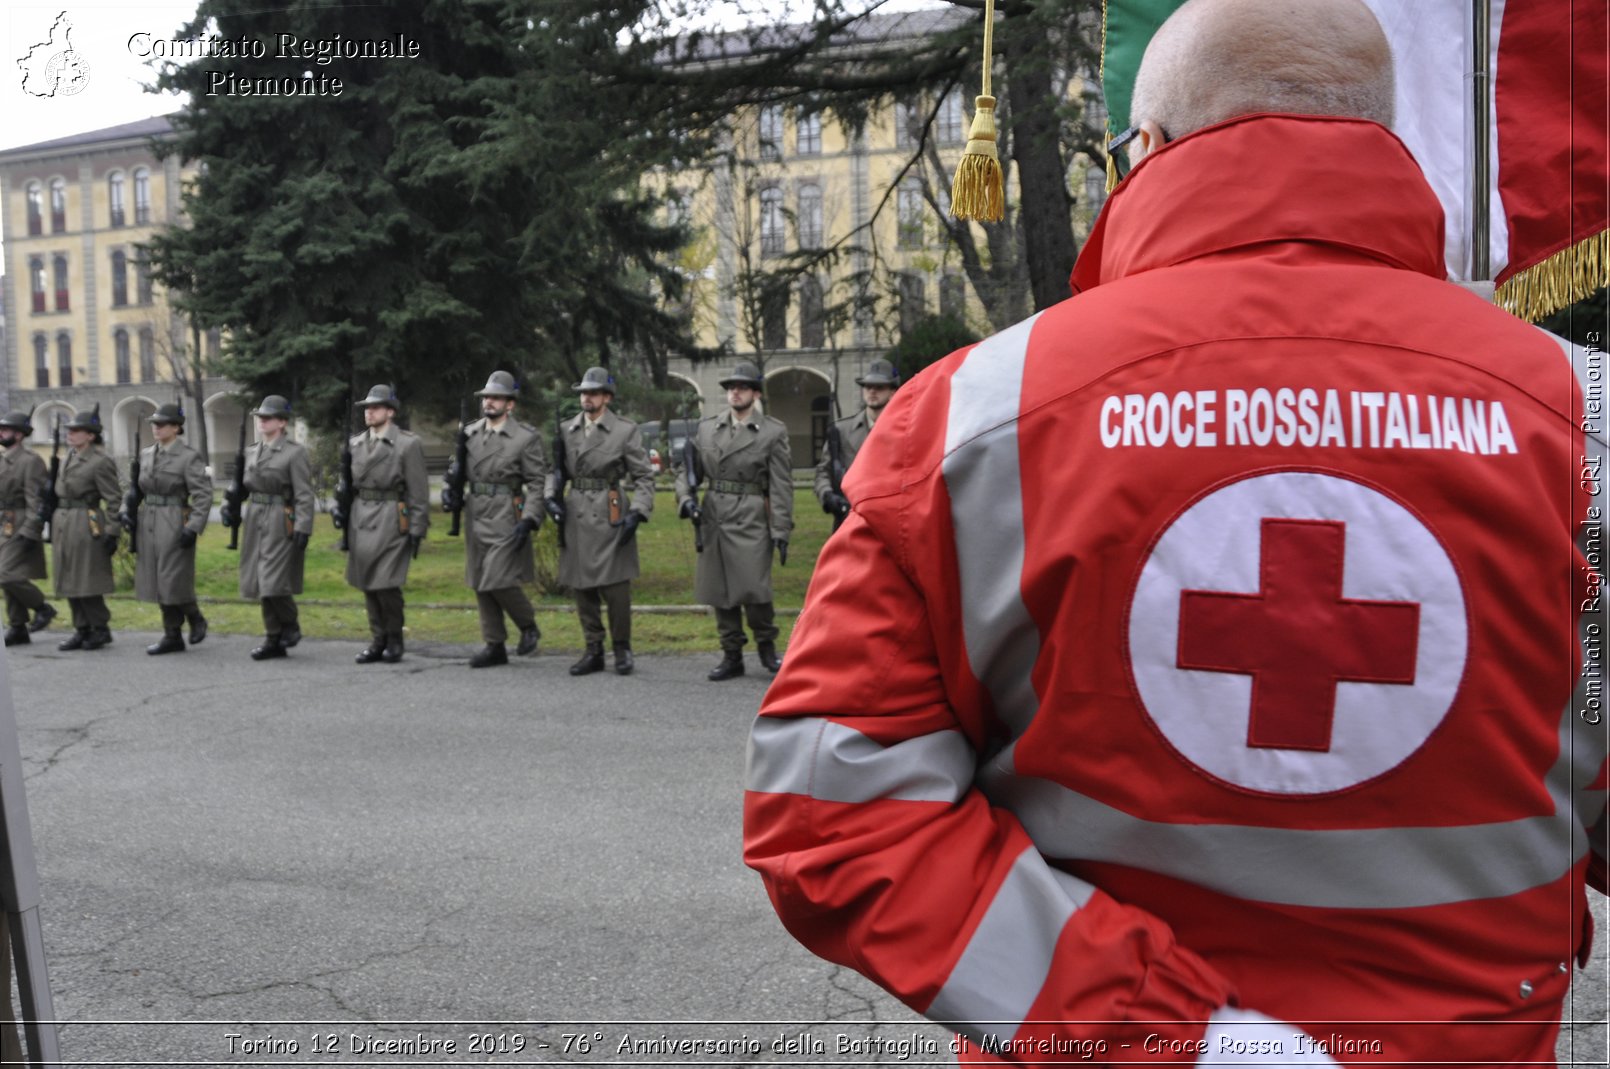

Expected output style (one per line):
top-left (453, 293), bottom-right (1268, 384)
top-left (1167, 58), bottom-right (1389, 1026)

top-left (123, 420), bottom-right (145, 553)
top-left (549, 407), bottom-right (568, 549)
top-left (825, 389), bottom-right (849, 532)
top-left (37, 416), bottom-right (61, 543)
top-left (444, 398), bottom-right (469, 537)
top-left (333, 399), bottom-right (355, 552)
top-left (223, 416), bottom-right (247, 551)
top-left (681, 401), bottom-right (704, 553)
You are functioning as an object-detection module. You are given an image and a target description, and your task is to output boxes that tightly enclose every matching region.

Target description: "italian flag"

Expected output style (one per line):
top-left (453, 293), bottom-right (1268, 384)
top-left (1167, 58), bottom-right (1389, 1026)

top-left (1100, 0), bottom-right (1608, 322)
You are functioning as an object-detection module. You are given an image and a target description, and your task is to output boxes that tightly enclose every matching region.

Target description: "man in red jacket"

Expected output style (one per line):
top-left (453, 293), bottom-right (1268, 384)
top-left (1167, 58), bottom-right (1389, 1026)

top-left (744, 0), bottom-right (1607, 1065)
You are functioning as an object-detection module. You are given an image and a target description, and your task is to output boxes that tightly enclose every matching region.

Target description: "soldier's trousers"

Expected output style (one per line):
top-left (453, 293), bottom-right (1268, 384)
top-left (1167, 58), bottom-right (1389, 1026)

top-left (476, 587), bottom-right (536, 645)
top-left (67, 596), bottom-right (110, 631)
top-left (159, 602), bottom-right (201, 637)
top-left (716, 602), bottom-right (777, 652)
top-left (2, 580), bottom-right (45, 627)
top-left (363, 588), bottom-right (405, 641)
top-left (260, 595), bottom-right (299, 640)
top-left (575, 581), bottom-right (632, 651)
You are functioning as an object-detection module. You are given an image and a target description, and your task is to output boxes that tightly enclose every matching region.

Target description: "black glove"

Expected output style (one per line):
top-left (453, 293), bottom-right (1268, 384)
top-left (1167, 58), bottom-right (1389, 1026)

top-left (679, 498), bottom-right (697, 521)
top-left (440, 484), bottom-right (462, 514)
top-left (617, 510), bottom-right (645, 545)
top-left (410, 533), bottom-right (425, 559)
top-left (545, 497), bottom-right (566, 525)
top-left (292, 530), bottom-right (310, 552)
top-left (821, 490), bottom-right (850, 517)
top-left (101, 532), bottom-right (120, 556)
top-left (330, 502), bottom-right (347, 531)
top-left (511, 516), bottom-right (540, 550)
top-left (118, 510), bottom-right (136, 533)
top-left (774, 538), bottom-right (789, 566)
top-left (179, 528), bottom-right (198, 548)
top-left (219, 503), bottom-right (237, 528)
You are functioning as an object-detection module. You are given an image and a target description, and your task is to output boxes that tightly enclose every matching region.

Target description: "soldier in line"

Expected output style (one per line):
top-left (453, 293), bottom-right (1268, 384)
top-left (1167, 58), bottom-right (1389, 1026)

top-left (0, 410), bottom-right (55, 645)
top-left (129, 403), bottom-right (212, 655)
top-left (814, 359), bottom-right (900, 523)
top-left (675, 361), bottom-right (793, 681)
top-left (226, 395), bottom-right (315, 661)
top-left (338, 385), bottom-right (429, 664)
top-left (52, 407), bottom-right (123, 651)
top-left (447, 370), bottom-right (546, 669)
top-left (546, 367), bottom-right (655, 677)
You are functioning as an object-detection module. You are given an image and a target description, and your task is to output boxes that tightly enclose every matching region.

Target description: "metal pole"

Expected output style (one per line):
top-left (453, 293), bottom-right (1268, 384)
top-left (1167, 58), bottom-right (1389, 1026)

top-left (1471, 0), bottom-right (1492, 281)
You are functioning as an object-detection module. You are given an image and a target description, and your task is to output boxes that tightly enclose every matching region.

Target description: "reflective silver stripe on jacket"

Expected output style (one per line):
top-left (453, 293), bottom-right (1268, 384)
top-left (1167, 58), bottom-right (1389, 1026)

top-left (942, 314), bottom-right (1044, 752)
top-left (747, 717), bottom-right (973, 804)
top-left (926, 846), bottom-right (1095, 1039)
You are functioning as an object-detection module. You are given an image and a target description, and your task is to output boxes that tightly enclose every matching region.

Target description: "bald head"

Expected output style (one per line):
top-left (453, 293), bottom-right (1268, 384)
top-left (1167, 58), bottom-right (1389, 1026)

top-left (1130, 0), bottom-right (1393, 143)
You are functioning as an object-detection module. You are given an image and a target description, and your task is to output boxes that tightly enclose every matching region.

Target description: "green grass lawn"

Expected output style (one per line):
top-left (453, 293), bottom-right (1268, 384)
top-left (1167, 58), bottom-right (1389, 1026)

top-left (92, 485), bottom-right (836, 653)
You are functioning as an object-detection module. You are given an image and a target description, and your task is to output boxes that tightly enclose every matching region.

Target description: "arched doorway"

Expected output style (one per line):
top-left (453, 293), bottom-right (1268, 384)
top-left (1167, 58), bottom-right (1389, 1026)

top-left (762, 366), bottom-right (831, 469)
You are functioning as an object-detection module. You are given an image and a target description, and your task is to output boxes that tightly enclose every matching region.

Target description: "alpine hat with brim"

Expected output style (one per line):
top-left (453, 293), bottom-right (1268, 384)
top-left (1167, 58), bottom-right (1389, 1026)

top-left (252, 395), bottom-right (293, 419)
top-left (65, 405), bottom-right (104, 432)
top-left (718, 362), bottom-right (765, 390)
top-left (0, 410), bottom-right (33, 433)
top-left (855, 359), bottom-right (901, 387)
top-left (475, 371), bottom-right (520, 398)
top-left (148, 403), bottom-right (185, 426)
top-left (573, 367), bottom-right (616, 394)
top-left (355, 384), bottom-right (400, 409)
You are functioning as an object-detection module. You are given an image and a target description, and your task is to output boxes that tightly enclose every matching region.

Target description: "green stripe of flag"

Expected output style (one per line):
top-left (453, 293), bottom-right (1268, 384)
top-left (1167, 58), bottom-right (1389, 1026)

top-left (1101, 0), bottom-right (1188, 136)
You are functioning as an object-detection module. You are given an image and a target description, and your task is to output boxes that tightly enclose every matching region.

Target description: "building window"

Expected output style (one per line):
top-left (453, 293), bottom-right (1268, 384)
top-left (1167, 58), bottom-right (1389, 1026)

top-left (796, 110), bottom-right (821, 156)
top-left (758, 106), bottom-right (783, 160)
top-left (797, 183), bottom-right (822, 249)
top-left (799, 276), bottom-right (825, 349)
top-left (52, 255), bottom-right (70, 312)
top-left (115, 329), bottom-right (131, 385)
top-left (759, 186), bottom-right (785, 256)
top-left (133, 167), bottom-right (151, 224)
top-left (762, 287), bottom-right (789, 350)
top-left (898, 272), bottom-right (926, 335)
top-left (940, 272), bottom-right (968, 320)
top-left (33, 336), bottom-right (49, 388)
top-left (139, 328), bottom-right (157, 382)
top-left (896, 98), bottom-right (923, 148)
top-left (108, 171), bottom-right (126, 227)
top-left (897, 180), bottom-right (926, 248)
top-left (49, 178), bottom-right (67, 233)
top-left (937, 90), bottom-right (965, 145)
top-left (29, 258), bottom-right (46, 313)
top-left (206, 328), bottom-right (221, 361)
top-left (135, 249), bottom-right (154, 304)
top-left (111, 250), bottom-right (129, 307)
top-left (57, 333), bottom-right (73, 388)
top-left (25, 183), bottom-right (43, 236)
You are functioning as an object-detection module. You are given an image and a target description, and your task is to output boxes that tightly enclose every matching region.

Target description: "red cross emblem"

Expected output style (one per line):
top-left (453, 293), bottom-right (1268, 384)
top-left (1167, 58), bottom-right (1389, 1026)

top-left (1177, 519), bottom-right (1420, 752)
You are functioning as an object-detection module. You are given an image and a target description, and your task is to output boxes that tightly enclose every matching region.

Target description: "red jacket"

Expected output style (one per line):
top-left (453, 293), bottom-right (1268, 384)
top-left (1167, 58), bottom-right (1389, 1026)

top-left (745, 115), bottom-right (1606, 1067)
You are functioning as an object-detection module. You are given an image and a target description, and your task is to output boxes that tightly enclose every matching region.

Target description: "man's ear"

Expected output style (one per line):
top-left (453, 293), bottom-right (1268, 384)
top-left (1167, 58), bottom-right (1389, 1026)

top-left (1130, 120), bottom-right (1169, 165)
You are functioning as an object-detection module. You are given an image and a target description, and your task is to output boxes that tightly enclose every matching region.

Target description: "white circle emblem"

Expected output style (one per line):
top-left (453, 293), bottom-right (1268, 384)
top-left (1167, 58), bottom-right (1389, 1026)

top-left (1128, 471), bottom-right (1466, 794)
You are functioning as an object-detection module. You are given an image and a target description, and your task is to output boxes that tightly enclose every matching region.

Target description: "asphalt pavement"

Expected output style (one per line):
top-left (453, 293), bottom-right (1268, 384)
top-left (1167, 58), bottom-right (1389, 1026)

top-left (1, 631), bottom-right (1605, 1067)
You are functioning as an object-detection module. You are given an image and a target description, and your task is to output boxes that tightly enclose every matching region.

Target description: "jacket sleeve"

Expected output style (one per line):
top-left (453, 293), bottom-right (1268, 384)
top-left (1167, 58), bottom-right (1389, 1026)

top-left (17, 457), bottom-right (45, 541)
top-left (290, 447), bottom-right (315, 535)
top-left (184, 449), bottom-right (212, 533)
top-left (813, 435), bottom-right (834, 505)
top-left (403, 436), bottom-right (429, 537)
top-left (744, 513), bottom-right (1235, 1060)
top-left (519, 430), bottom-right (548, 524)
top-left (94, 455), bottom-right (123, 511)
top-left (766, 424), bottom-right (793, 541)
top-left (623, 426), bottom-right (655, 517)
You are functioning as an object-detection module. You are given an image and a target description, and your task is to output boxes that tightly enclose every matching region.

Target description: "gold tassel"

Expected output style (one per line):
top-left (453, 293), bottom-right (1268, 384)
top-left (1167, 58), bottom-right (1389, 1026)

top-left (950, 0), bottom-right (1004, 223)
top-left (1494, 230), bottom-right (1609, 323)
top-left (1106, 135), bottom-right (1120, 193)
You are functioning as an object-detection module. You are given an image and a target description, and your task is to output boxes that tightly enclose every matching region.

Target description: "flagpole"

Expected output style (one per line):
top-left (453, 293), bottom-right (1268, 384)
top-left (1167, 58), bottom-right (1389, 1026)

top-left (1470, 0), bottom-right (1491, 281)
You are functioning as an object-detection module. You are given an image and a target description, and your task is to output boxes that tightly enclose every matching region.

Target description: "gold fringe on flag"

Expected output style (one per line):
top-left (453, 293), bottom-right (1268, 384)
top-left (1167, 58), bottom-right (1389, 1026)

top-left (950, 0), bottom-right (1004, 223)
top-left (1495, 230), bottom-right (1609, 323)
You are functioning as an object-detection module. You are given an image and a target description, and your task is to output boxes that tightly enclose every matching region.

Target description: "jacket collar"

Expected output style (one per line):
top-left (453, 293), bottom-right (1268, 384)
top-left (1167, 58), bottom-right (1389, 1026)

top-left (1070, 115), bottom-right (1445, 295)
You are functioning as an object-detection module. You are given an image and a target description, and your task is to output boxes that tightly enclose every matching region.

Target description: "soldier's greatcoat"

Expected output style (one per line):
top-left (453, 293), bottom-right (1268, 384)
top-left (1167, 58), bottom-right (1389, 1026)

top-left (134, 440), bottom-right (211, 603)
top-left (0, 446), bottom-right (47, 583)
top-left (813, 408), bottom-right (874, 507)
top-left (345, 425), bottom-right (429, 591)
top-left (547, 410), bottom-right (656, 590)
top-left (52, 445), bottom-right (122, 598)
top-left (675, 412), bottom-right (793, 608)
top-left (463, 417), bottom-right (546, 593)
top-left (239, 436), bottom-right (315, 599)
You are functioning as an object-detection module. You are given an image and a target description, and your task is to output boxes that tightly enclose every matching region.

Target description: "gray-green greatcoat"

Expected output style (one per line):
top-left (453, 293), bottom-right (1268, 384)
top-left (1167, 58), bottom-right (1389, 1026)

top-left (0, 446), bottom-right (47, 583)
top-left (134, 440), bottom-right (211, 603)
top-left (463, 417), bottom-right (546, 593)
top-left (546, 411), bottom-right (656, 590)
top-left (52, 445), bottom-right (122, 598)
top-left (344, 425), bottom-right (429, 591)
top-left (674, 412), bottom-right (793, 608)
top-left (239, 436), bottom-right (315, 599)
top-left (812, 408), bottom-right (874, 507)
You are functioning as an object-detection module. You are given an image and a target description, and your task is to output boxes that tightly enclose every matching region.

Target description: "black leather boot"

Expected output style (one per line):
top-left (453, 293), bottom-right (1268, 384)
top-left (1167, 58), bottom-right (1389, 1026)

top-left (280, 625), bottom-right (302, 648)
top-left (569, 647), bottom-right (605, 676)
top-left (757, 643), bottom-right (783, 673)
top-left (57, 628), bottom-right (87, 651)
top-left (251, 638), bottom-right (287, 660)
top-left (355, 642), bottom-right (385, 664)
top-left (3, 625), bottom-right (29, 647)
top-left (83, 627), bottom-right (113, 650)
top-left (147, 632), bottom-right (185, 655)
top-left (186, 611), bottom-right (208, 644)
top-left (29, 603), bottom-right (56, 633)
top-left (515, 625), bottom-right (540, 657)
top-left (613, 646), bottom-right (634, 676)
top-left (707, 650), bottom-right (745, 681)
top-left (382, 634), bottom-right (404, 663)
top-left (470, 643), bottom-right (508, 668)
